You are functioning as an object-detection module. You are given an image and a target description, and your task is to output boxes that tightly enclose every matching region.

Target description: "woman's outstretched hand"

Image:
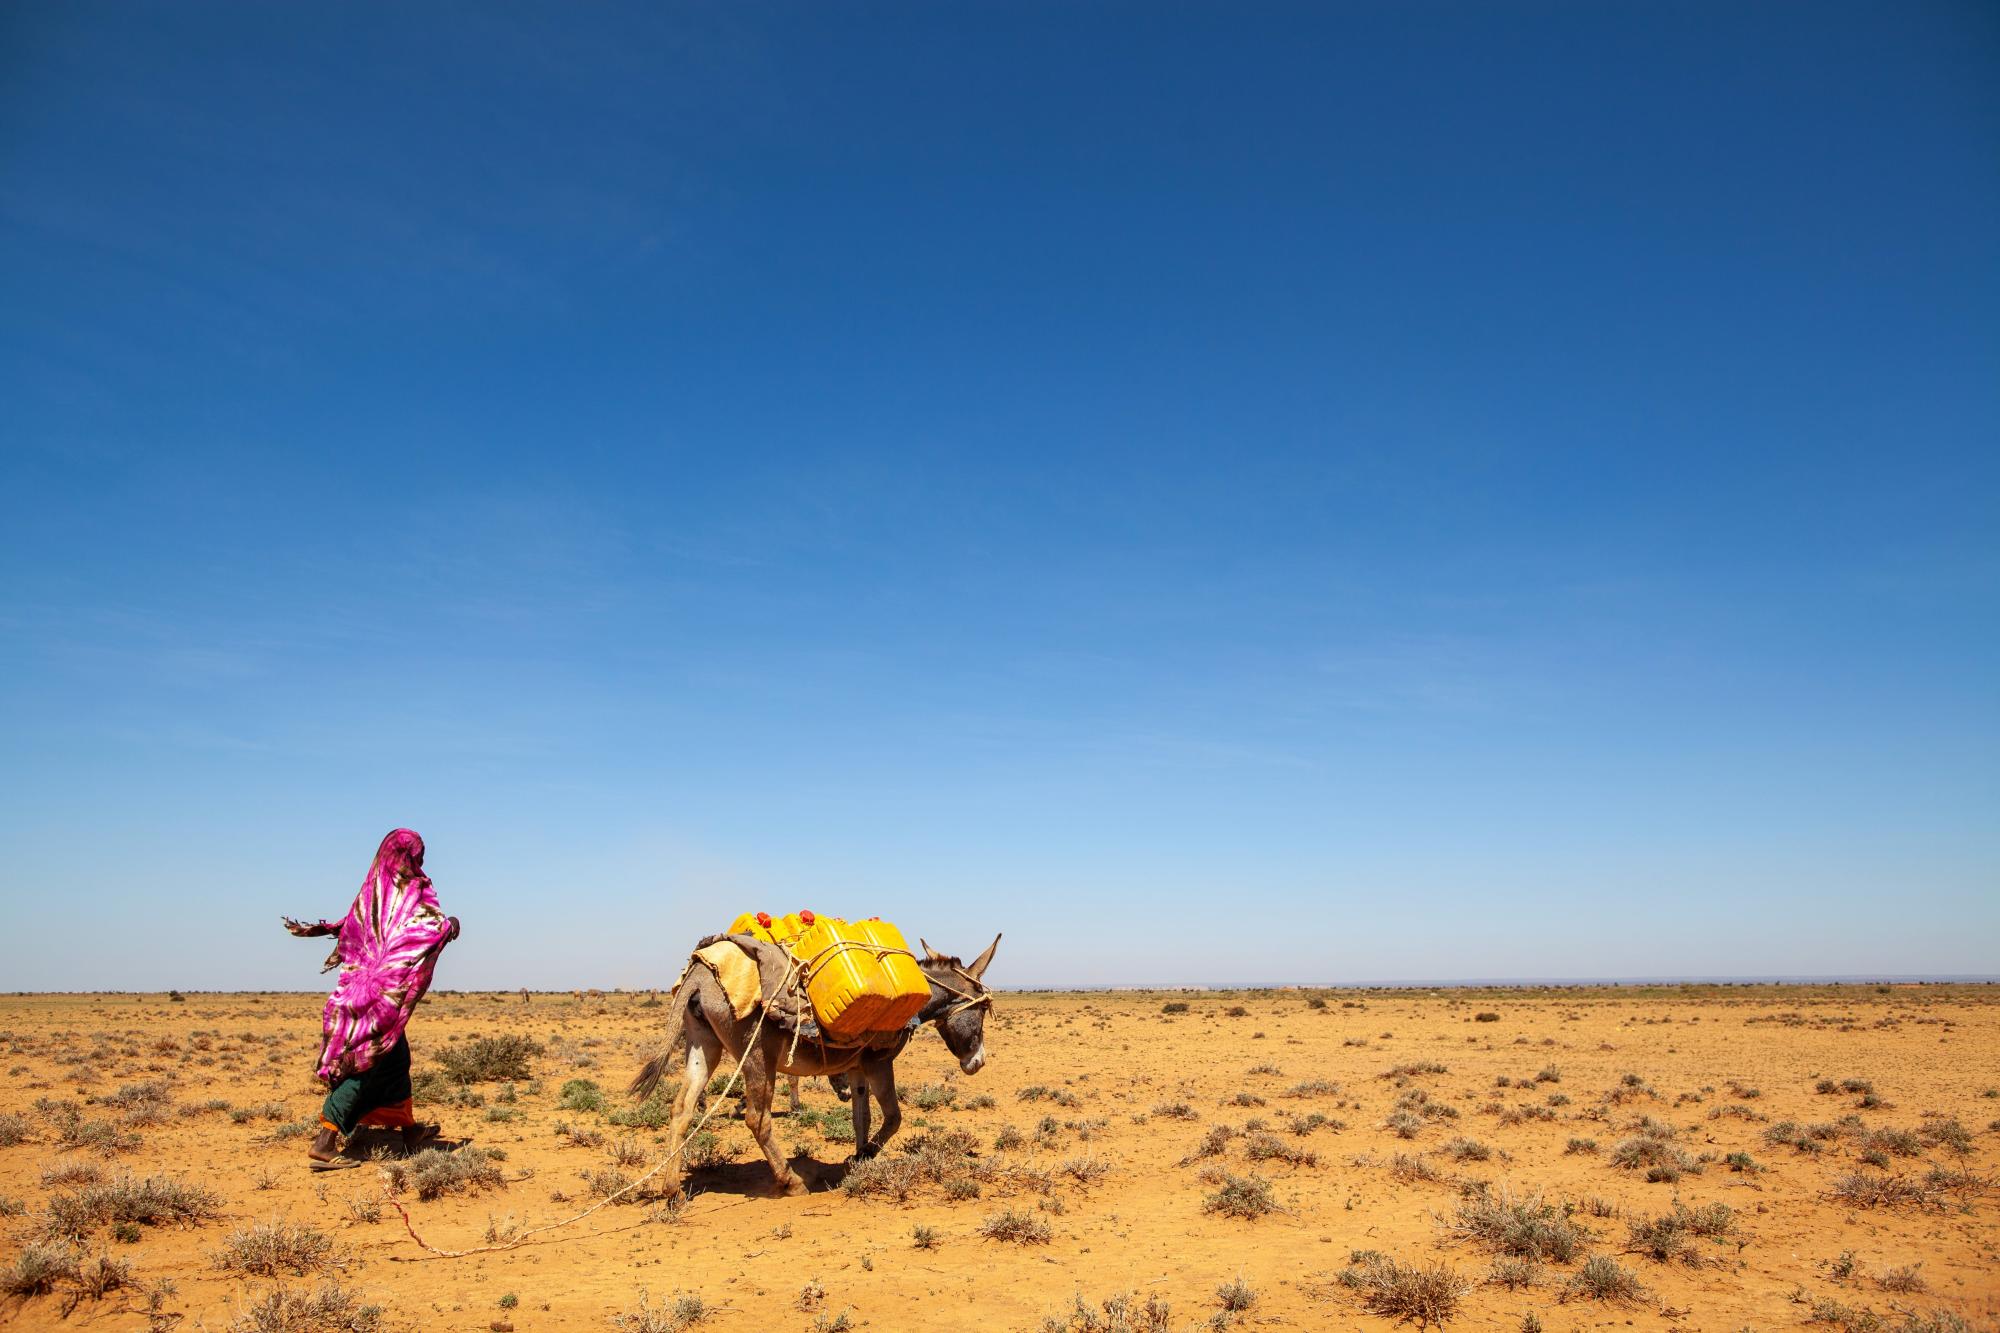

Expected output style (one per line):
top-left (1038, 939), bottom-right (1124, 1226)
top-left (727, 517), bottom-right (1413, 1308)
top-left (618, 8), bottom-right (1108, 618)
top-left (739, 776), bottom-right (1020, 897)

top-left (282, 916), bottom-right (334, 938)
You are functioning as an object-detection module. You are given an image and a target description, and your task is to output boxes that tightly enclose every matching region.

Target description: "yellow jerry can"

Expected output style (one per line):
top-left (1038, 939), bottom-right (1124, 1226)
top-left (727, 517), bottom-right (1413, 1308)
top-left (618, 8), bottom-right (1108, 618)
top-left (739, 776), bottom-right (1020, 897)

top-left (727, 911), bottom-right (781, 945)
top-left (775, 910), bottom-right (819, 946)
top-left (794, 915), bottom-right (932, 1039)
top-left (852, 917), bottom-right (931, 1029)
top-left (795, 917), bottom-right (884, 1037)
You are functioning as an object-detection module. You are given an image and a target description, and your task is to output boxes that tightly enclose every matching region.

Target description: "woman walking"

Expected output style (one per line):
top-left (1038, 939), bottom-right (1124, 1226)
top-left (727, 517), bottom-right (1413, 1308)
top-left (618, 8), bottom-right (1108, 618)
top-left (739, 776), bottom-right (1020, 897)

top-left (283, 828), bottom-right (460, 1169)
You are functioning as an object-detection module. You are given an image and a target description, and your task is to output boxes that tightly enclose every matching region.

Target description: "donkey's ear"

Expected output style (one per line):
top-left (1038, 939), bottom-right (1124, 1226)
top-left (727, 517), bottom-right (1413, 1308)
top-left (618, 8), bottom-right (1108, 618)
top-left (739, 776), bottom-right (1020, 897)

top-left (968, 933), bottom-right (1002, 981)
top-left (919, 937), bottom-right (945, 962)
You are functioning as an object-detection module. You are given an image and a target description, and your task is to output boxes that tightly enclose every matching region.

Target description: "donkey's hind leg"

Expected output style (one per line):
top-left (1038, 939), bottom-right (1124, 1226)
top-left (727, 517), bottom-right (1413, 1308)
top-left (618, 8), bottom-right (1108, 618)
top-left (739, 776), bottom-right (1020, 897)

top-left (660, 1016), bottom-right (719, 1199)
top-left (740, 1034), bottom-right (808, 1195)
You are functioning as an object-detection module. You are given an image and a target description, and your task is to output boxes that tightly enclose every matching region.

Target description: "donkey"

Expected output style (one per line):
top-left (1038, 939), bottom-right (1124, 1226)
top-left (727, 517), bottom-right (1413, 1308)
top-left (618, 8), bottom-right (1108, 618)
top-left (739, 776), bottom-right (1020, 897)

top-left (629, 934), bottom-right (999, 1198)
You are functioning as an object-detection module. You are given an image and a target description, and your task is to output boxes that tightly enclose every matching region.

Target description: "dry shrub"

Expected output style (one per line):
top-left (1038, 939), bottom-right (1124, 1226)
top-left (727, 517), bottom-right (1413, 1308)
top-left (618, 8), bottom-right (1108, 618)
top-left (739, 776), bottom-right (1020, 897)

top-left (908, 1082), bottom-right (956, 1111)
top-left (43, 1160), bottom-right (106, 1188)
top-left (228, 1281), bottom-right (383, 1333)
top-left (1609, 1134), bottom-right (1700, 1183)
top-left (1286, 1079), bottom-right (1340, 1098)
top-left (1918, 1117), bottom-right (1973, 1156)
top-left (1763, 1120), bottom-right (1839, 1154)
top-left (979, 1207), bottom-right (1052, 1244)
top-left (1560, 1254), bottom-right (1644, 1303)
top-left (843, 1133), bottom-right (995, 1205)
top-left (1060, 1155), bottom-right (1110, 1188)
top-left (0, 1112), bottom-right (29, 1147)
top-left (382, 1147), bottom-right (506, 1201)
top-left (1040, 1291), bottom-right (1174, 1332)
top-left (1624, 1202), bottom-right (1735, 1266)
top-left (1396, 1089), bottom-right (1460, 1124)
top-left (841, 1155), bottom-right (920, 1202)
top-left (1243, 1131), bottom-right (1317, 1167)
top-left (1388, 1153), bottom-right (1442, 1184)
top-left (1338, 1252), bottom-right (1468, 1328)
top-left (57, 1116), bottom-right (141, 1156)
top-left (1178, 1124), bottom-right (1236, 1166)
top-left (1382, 1062), bottom-right (1449, 1079)
top-left (43, 1172), bottom-right (221, 1241)
top-left (1216, 1276), bottom-right (1256, 1312)
top-left (681, 1130), bottom-right (725, 1170)
top-left (213, 1220), bottom-right (340, 1276)
top-left (434, 1035), bottom-right (542, 1085)
top-left (1201, 1172), bottom-right (1278, 1219)
top-left (1807, 1297), bottom-right (1972, 1333)
top-left (581, 1167), bottom-right (636, 1201)
top-left (1448, 1188), bottom-right (1587, 1263)
top-left (2, 1239), bottom-right (78, 1296)
top-left (1830, 1171), bottom-right (1925, 1210)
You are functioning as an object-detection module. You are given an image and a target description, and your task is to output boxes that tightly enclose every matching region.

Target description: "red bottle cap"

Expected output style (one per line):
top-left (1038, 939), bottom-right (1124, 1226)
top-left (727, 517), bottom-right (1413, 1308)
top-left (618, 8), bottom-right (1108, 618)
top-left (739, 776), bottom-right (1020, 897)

top-left (799, 909), bottom-right (816, 925)
top-left (756, 912), bottom-right (772, 928)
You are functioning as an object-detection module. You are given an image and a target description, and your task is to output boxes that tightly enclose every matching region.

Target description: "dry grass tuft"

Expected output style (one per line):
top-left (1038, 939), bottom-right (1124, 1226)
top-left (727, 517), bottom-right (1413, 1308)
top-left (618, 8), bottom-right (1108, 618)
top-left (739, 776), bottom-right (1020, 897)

top-left (228, 1280), bottom-right (383, 1333)
top-left (1338, 1252), bottom-right (1469, 1328)
top-left (978, 1207), bottom-right (1052, 1244)
top-left (609, 1288), bottom-right (711, 1332)
top-left (381, 1147), bottom-right (507, 1201)
top-left (213, 1220), bottom-right (341, 1276)
top-left (1448, 1188), bottom-right (1588, 1263)
top-left (2, 1239), bottom-right (79, 1297)
top-left (1202, 1172), bottom-right (1279, 1219)
top-left (1623, 1202), bottom-right (1735, 1266)
top-left (1560, 1254), bottom-right (1645, 1303)
top-left (42, 1171), bottom-right (221, 1242)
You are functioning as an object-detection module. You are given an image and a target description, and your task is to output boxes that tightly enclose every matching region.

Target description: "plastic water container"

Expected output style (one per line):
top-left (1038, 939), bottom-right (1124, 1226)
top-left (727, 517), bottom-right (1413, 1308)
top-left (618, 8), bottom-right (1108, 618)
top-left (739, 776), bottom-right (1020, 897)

top-left (794, 915), bottom-right (932, 1039)
top-left (727, 911), bottom-right (780, 945)
top-left (776, 910), bottom-right (818, 946)
top-left (852, 917), bottom-right (931, 1029)
top-left (794, 917), bottom-right (882, 1037)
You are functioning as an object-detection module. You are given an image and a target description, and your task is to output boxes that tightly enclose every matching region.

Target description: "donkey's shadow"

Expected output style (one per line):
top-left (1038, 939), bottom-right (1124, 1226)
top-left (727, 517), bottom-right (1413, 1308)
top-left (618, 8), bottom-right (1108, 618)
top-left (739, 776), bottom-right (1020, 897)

top-left (687, 1154), bottom-right (836, 1198)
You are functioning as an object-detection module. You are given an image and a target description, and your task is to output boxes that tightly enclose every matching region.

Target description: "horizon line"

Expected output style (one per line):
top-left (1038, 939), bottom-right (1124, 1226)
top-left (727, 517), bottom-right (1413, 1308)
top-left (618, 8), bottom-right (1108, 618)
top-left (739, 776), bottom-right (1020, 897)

top-left (9, 973), bottom-right (1998, 997)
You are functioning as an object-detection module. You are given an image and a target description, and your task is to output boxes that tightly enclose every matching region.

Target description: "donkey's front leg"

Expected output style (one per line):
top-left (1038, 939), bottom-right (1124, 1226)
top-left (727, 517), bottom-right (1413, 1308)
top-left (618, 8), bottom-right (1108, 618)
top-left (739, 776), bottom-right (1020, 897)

top-left (860, 1058), bottom-right (902, 1157)
top-left (848, 1073), bottom-right (873, 1162)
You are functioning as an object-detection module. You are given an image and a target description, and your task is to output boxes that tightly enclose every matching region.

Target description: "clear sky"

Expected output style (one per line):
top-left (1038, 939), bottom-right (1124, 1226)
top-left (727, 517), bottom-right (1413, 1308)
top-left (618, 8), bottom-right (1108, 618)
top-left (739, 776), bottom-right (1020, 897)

top-left (3, 3), bottom-right (1995, 991)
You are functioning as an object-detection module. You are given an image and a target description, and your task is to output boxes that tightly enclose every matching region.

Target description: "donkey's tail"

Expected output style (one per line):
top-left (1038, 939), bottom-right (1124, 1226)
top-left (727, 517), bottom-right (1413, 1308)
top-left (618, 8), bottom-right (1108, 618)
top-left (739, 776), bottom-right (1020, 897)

top-left (628, 984), bottom-right (688, 1102)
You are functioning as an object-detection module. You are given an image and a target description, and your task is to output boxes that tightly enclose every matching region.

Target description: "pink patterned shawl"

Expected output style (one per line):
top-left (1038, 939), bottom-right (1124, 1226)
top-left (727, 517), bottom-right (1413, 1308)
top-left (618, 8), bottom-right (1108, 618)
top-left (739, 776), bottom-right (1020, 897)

top-left (316, 829), bottom-right (455, 1082)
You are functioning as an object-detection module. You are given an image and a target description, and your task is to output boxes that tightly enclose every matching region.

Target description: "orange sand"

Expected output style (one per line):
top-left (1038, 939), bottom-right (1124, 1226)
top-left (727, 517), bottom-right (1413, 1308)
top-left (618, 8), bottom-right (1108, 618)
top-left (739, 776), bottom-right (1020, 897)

top-left (1, 985), bottom-right (1995, 1331)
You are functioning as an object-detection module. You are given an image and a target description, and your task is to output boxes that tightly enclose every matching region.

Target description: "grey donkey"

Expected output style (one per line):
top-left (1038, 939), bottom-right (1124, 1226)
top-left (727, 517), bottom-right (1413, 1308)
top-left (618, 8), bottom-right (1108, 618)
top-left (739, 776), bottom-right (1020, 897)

top-left (629, 934), bottom-right (999, 1197)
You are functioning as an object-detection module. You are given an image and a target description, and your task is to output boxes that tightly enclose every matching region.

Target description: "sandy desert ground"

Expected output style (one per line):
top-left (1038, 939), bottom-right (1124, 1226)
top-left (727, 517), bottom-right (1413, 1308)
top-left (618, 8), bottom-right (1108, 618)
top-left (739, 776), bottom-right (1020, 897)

top-left (1, 984), bottom-right (1995, 1332)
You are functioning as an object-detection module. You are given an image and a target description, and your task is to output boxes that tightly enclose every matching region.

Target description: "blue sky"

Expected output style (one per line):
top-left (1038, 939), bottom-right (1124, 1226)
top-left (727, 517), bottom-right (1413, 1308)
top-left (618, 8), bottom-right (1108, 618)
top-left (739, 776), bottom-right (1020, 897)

top-left (3, 3), bottom-right (1995, 990)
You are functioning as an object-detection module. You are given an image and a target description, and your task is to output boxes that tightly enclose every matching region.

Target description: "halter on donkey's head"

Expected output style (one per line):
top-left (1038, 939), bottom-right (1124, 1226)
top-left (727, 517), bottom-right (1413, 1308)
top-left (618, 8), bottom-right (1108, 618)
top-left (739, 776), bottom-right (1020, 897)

top-left (918, 933), bottom-right (1001, 1017)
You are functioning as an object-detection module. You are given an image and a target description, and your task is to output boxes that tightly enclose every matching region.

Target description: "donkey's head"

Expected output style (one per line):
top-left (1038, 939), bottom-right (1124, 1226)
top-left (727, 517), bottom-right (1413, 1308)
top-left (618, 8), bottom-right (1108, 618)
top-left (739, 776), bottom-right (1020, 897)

top-left (916, 933), bottom-right (1000, 1075)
